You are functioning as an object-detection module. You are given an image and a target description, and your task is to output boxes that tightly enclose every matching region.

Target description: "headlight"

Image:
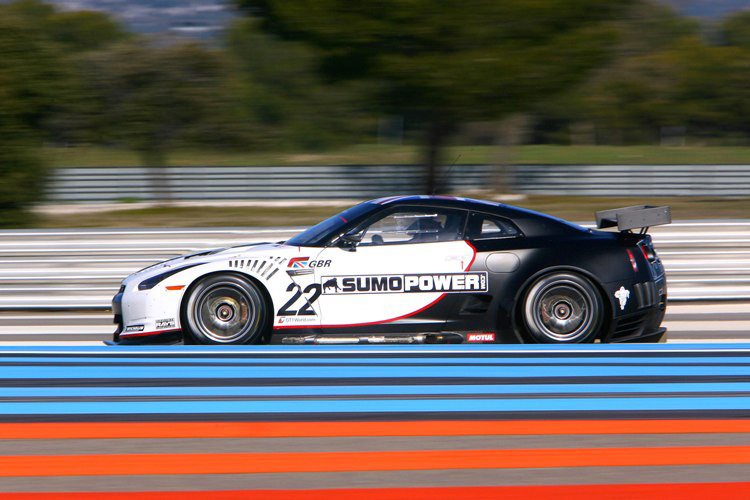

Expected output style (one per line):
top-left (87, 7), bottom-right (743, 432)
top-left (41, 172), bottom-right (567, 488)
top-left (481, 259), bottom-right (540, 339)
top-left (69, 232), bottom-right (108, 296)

top-left (138, 264), bottom-right (200, 291)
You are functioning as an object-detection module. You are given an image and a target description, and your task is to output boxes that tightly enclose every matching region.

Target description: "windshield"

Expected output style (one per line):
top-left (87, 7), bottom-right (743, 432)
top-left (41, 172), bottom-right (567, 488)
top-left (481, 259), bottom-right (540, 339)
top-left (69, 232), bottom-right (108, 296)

top-left (285, 202), bottom-right (378, 247)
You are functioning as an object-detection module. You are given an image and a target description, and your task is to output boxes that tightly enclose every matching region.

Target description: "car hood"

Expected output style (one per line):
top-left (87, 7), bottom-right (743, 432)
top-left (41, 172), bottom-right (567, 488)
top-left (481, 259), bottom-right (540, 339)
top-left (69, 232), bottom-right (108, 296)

top-left (121, 242), bottom-right (310, 286)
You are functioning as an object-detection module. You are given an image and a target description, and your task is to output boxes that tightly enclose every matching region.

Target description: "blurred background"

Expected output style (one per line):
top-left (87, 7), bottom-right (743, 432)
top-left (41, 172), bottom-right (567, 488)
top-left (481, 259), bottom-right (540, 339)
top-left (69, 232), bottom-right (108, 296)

top-left (2, 4), bottom-right (750, 495)
top-left (1, 0), bottom-right (750, 229)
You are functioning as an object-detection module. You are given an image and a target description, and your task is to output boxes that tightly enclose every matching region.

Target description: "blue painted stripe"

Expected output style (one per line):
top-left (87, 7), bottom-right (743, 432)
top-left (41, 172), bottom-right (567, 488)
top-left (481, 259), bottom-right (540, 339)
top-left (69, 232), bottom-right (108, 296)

top-left (1, 364), bottom-right (750, 379)
top-left (4, 356), bottom-right (750, 365)
top-left (1, 397), bottom-right (750, 415)
top-left (2, 382), bottom-right (750, 398)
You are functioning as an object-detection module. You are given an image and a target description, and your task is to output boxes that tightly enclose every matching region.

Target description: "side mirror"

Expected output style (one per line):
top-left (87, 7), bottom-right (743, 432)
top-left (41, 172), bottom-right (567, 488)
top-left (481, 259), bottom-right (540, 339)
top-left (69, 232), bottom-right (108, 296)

top-left (338, 231), bottom-right (363, 250)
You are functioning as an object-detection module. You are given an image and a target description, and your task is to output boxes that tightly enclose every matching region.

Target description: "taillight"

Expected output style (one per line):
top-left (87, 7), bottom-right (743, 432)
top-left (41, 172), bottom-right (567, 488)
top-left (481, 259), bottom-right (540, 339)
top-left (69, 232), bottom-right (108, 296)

top-left (640, 244), bottom-right (656, 262)
top-left (626, 248), bottom-right (638, 272)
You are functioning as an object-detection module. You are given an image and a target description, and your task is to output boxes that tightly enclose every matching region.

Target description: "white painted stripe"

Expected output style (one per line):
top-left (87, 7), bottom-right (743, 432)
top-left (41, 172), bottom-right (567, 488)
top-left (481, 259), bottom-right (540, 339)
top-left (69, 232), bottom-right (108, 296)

top-left (0, 229), bottom-right (303, 237)
top-left (664, 321), bottom-right (750, 332)
top-left (0, 341), bottom-right (105, 346)
top-left (0, 288), bottom-right (116, 293)
top-left (0, 331), bottom-right (107, 336)
top-left (0, 325), bottom-right (109, 334)
top-left (667, 338), bottom-right (750, 343)
top-left (0, 315), bottom-right (112, 320)
top-left (666, 303), bottom-right (750, 313)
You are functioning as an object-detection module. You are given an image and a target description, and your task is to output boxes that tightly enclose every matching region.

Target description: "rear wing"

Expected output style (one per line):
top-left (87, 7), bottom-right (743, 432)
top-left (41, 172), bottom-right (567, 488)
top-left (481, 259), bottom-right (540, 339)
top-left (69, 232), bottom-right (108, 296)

top-left (595, 205), bottom-right (671, 232)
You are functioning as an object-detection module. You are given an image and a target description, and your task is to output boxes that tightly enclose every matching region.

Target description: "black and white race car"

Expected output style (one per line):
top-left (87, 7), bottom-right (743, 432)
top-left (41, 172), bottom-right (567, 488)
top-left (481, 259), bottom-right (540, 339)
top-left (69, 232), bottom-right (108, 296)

top-left (112, 196), bottom-right (669, 345)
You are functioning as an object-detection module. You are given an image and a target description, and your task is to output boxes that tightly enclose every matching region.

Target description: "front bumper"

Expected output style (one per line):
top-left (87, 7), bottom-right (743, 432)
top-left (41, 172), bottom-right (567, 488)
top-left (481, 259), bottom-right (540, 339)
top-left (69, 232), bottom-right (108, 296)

top-left (106, 329), bottom-right (183, 345)
top-left (112, 283), bottom-right (184, 344)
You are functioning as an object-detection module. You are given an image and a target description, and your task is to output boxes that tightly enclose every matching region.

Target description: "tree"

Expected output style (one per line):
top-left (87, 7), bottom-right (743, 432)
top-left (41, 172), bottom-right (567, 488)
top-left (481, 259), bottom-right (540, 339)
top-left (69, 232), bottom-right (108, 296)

top-left (77, 41), bottom-right (232, 199)
top-left (237, 0), bottom-right (634, 192)
top-left (530, 1), bottom-right (700, 145)
top-left (722, 11), bottom-right (750, 49)
top-left (1, 0), bottom-right (132, 145)
top-left (225, 18), bottom-right (371, 150)
top-left (0, 5), bottom-right (60, 226)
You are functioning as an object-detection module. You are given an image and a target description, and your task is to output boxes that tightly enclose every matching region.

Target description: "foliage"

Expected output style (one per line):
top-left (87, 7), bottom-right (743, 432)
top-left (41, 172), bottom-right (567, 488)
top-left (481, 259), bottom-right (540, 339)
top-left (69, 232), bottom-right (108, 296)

top-left (532, 3), bottom-right (750, 146)
top-left (237, 0), bottom-right (634, 191)
top-left (75, 41), bottom-right (231, 166)
top-left (722, 11), bottom-right (750, 49)
top-left (0, 5), bottom-right (55, 226)
top-left (224, 19), bottom-right (371, 150)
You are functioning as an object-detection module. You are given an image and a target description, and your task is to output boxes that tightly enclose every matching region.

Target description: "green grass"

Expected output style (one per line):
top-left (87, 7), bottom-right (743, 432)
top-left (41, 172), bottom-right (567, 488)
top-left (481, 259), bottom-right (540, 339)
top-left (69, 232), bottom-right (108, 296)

top-left (35, 196), bottom-right (750, 228)
top-left (44, 144), bottom-right (750, 168)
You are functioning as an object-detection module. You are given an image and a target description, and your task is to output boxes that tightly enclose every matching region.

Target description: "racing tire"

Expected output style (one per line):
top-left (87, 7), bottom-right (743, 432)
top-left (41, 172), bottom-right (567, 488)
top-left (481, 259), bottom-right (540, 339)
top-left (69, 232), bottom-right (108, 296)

top-left (182, 273), bottom-right (269, 345)
top-left (521, 272), bottom-right (603, 344)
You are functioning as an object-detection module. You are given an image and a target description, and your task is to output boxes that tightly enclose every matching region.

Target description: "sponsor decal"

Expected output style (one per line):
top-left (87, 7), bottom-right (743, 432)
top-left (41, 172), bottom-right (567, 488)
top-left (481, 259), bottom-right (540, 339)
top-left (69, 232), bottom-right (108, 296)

top-left (277, 283), bottom-right (322, 317)
top-left (287, 269), bottom-right (314, 276)
top-left (155, 318), bottom-right (176, 329)
top-left (278, 316), bottom-right (317, 325)
top-left (467, 332), bottom-right (496, 342)
top-left (288, 258), bottom-right (332, 269)
top-left (321, 272), bottom-right (488, 295)
top-left (614, 286), bottom-right (630, 311)
top-left (124, 325), bottom-right (144, 333)
top-left (288, 257), bottom-right (309, 268)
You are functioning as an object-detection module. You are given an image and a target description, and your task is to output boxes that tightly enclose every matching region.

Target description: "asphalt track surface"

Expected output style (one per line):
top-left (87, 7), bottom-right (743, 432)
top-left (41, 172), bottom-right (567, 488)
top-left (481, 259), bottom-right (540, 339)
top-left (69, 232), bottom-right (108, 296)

top-left (0, 344), bottom-right (747, 497)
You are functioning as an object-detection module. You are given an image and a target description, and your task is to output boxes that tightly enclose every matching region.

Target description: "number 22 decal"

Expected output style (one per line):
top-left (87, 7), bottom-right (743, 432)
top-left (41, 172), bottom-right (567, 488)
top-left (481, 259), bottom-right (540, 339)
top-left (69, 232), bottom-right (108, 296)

top-left (277, 283), bottom-right (322, 316)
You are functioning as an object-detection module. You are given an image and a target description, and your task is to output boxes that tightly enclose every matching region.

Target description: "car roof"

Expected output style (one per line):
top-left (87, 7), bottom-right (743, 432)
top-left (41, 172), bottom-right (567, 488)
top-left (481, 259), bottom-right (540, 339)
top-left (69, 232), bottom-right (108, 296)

top-left (367, 195), bottom-right (587, 236)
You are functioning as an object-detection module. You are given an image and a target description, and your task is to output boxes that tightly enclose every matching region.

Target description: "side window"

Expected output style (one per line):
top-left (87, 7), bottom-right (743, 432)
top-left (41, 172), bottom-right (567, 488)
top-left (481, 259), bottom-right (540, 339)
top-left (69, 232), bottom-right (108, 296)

top-left (358, 208), bottom-right (467, 246)
top-left (467, 213), bottom-right (520, 241)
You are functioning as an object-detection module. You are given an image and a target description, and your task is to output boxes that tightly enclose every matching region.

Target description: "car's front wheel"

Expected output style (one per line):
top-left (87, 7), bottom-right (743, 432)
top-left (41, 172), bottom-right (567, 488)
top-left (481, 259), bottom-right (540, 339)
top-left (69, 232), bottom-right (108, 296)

top-left (521, 272), bottom-right (603, 343)
top-left (182, 273), bottom-right (269, 345)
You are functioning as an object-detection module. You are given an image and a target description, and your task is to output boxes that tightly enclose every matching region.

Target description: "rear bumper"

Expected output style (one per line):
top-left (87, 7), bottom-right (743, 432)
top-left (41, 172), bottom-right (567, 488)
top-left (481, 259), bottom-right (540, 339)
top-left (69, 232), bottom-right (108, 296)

top-left (604, 296), bottom-right (667, 343)
top-left (602, 271), bottom-right (667, 343)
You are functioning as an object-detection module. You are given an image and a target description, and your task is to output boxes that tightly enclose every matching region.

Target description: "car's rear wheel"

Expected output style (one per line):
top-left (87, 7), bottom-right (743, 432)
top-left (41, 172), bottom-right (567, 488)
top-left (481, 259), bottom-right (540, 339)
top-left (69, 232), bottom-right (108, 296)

top-left (521, 272), bottom-right (603, 343)
top-left (182, 273), bottom-right (269, 345)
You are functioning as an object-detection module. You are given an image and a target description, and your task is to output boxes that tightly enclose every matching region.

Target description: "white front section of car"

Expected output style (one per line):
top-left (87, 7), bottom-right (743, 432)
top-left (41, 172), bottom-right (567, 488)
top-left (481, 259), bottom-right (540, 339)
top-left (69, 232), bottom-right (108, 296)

top-left (117, 243), bottom-right (312, 339)
top-left (117, 239), bottom-right (478, 340)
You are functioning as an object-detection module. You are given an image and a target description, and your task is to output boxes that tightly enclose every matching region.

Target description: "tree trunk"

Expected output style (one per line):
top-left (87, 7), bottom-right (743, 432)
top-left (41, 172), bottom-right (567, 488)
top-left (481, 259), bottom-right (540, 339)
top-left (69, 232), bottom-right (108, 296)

top-left (424, 122), bottom-right (448, 194)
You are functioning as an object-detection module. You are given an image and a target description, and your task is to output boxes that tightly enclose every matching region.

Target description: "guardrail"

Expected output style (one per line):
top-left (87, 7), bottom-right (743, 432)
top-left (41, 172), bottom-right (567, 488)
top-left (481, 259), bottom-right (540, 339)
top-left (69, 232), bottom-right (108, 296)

top-left (48, 165), bottom-right (493, 202)
top-left (47, 164), bottom-right (750, 202)
top-left (1, 222), bottom-right (749, 310)
top-left (513, 164), bottom-right (750, 196)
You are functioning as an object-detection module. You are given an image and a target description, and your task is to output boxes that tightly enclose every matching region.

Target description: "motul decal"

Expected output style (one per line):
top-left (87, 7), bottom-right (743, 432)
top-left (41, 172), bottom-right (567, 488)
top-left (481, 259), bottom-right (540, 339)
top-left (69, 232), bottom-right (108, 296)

top-left (467, 333), bottom-right (495, 342)
top-left (321, 272), bottom-right (488, 294)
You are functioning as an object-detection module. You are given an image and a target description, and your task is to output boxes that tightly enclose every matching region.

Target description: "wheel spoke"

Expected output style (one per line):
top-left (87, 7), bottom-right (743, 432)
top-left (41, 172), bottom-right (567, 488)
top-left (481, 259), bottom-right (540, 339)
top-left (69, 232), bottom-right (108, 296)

top-left (526, 275), bottom-right (600, 343)
top-left (192, 282), bottom-right (258, 343)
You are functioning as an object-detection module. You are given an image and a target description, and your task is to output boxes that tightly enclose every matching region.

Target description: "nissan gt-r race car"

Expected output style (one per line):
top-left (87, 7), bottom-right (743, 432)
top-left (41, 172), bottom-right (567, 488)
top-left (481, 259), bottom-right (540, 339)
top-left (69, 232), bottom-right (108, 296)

top-left (111, 196), bottom-right (670, 345)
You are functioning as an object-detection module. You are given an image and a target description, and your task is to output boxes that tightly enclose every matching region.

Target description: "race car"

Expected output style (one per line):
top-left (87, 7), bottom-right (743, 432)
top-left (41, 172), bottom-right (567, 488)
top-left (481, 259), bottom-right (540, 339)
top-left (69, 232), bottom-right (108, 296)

top-left (111, 196), bottom-right (670, 345)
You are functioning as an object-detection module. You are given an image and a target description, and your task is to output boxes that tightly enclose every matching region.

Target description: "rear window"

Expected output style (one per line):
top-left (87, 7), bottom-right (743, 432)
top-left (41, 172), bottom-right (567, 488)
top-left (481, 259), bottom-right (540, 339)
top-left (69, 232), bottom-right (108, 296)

top-left (466, 213), bottom-right (520, 240)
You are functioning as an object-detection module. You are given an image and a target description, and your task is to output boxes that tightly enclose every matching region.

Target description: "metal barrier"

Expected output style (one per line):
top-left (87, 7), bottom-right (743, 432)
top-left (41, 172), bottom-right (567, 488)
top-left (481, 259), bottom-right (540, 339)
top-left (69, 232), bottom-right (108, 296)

top-left (1, 222), bottom-right (748, 310)
top-left (47, 164), bottom-right (750, 202)
top-left (512, 164), bottom-right (750, 196)
top-left (48, 165), bottom-right (493, 202)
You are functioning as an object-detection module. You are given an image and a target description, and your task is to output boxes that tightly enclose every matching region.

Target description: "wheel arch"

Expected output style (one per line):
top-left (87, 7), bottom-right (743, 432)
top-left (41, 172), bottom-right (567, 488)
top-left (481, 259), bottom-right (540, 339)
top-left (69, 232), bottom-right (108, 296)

top-left (509, 265), bottom-right (614, 343)
top-left (179, 270), bottom-right (275, 344)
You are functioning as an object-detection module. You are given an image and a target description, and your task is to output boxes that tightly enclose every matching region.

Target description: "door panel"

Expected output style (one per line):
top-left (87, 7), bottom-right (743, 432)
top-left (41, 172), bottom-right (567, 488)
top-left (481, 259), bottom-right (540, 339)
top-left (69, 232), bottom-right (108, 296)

top-left (314, 240), bottom-right (480, 330)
